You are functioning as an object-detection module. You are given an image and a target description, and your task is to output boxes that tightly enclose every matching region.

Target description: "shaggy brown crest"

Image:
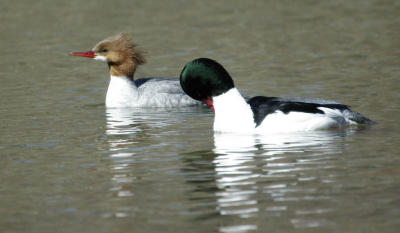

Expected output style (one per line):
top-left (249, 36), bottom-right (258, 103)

top-left (93, 33), bottom-right (146, 78)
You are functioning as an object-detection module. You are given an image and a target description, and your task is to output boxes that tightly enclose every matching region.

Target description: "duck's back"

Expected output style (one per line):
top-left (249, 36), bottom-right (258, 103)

top-left (248, 96), bottom-right (375, 132)
top-left (135, 77), bottom-right (198, 107)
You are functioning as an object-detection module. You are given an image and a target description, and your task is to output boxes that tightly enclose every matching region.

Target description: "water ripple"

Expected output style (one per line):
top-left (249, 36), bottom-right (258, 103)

top-left (211, 129), bottom-right (357, 224)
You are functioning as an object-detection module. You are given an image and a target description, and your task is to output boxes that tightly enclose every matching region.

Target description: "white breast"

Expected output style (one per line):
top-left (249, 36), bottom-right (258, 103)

top-left (213, 88), bottom-right (255, 133)
top-left (106, 76), bottom-right (139, 107)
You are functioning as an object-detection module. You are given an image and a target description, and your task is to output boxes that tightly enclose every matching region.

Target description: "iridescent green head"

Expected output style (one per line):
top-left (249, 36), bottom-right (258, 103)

top-left (179, 58), bottom-right (235, 101)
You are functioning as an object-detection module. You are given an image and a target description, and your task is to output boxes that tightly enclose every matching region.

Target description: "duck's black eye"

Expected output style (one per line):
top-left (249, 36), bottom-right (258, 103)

top-left (101, 49), bottom-right (108, 53)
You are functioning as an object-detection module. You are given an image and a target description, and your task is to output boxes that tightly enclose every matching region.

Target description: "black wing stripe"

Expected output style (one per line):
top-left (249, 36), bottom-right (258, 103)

top-left (247, 96), bottom-right (349, 127)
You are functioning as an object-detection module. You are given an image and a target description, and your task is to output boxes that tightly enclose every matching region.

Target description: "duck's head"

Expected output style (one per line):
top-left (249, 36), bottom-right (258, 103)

top-left (180, 58), bottom-right (234, 110)
top-left (71, 33), bottom-right (146, 78)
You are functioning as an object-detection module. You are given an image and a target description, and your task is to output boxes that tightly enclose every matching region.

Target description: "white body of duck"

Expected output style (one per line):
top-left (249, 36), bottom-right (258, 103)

top-left (106, 75), bottom-right (197, 107)
top-left (180, 58), bottom-right (375, 133)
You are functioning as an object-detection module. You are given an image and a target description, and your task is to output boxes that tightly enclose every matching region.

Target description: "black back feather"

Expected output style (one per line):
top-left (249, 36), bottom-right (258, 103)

top-left (248, 96), bottom-right (350, 127)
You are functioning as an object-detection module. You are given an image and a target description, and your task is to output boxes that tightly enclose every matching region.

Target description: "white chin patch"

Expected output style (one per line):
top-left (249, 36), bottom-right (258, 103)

top-left (94, 55), bottom-right (107, 62)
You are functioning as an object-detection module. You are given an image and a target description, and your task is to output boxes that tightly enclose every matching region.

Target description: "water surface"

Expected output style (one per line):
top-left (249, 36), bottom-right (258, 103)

top-left (1, 0), bottom-right (399, 232)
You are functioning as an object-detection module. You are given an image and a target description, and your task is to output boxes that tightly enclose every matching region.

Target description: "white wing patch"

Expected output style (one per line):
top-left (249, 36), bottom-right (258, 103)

top-left (256, 108), bottom-right (348, 133)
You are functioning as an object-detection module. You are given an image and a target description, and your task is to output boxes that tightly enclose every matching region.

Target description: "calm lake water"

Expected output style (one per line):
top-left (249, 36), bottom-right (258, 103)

top-left (1, 0), bottom-right (399, 232)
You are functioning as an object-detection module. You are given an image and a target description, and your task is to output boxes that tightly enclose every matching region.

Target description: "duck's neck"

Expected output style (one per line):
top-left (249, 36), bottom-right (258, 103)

top-left (109, 60), bottom-right (137, 78)
top-left (105, 75), bottom-right (139, 107)
top-left (213, 88), bottom-right (255, 132)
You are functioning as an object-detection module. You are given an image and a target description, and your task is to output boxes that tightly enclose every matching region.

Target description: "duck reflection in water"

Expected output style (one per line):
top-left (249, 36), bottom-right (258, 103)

top-left (106, 107), bottom-right (156, 151)
top-left (105, 108), bottom-right (158, 211)
top-left (209, 129), bottom-right (359, 227)
top-left (105, 107), bottom-right (195, 218)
